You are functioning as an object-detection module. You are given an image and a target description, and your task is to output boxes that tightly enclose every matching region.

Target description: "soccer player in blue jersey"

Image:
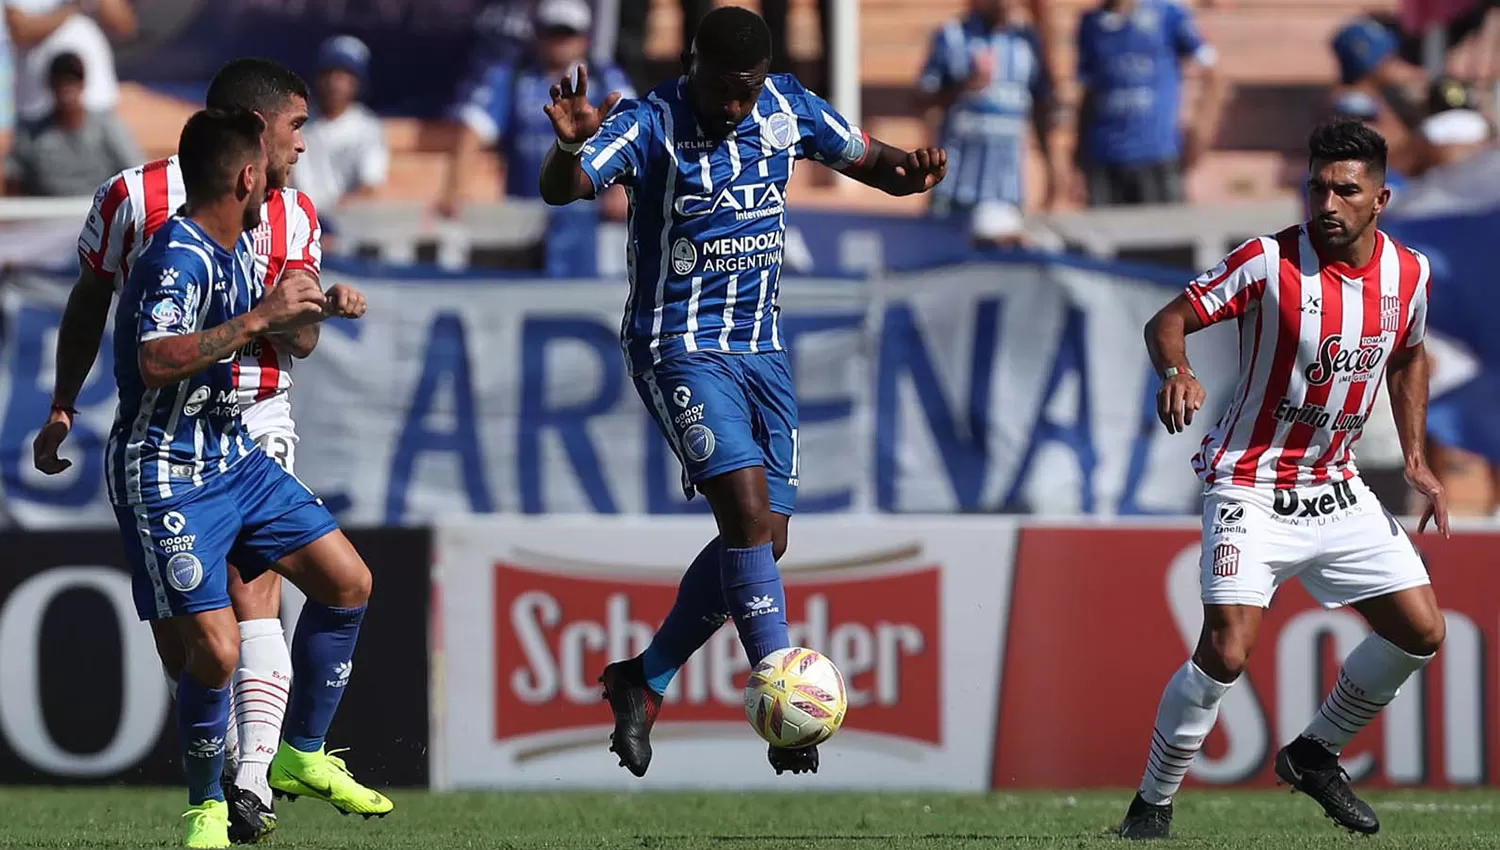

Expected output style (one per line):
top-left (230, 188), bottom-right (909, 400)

top-left (539, 5), bottom-right (947, 778)
top-left (111, 108), bottom-right (388, 848)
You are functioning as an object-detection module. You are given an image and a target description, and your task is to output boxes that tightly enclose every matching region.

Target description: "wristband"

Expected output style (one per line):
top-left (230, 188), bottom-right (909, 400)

top-left (556, 139), bottom-right (585, 155)
top-left (1162, 366), bottom-right (1195, 380)
top-left (51, 403), bottom-right (78, 417)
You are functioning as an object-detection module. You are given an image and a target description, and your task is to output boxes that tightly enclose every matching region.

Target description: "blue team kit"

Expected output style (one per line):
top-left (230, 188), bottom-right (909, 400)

top-left (580, 73), bottom-right (866, 514)
top-left (109, 217), bottom-right (337, 621)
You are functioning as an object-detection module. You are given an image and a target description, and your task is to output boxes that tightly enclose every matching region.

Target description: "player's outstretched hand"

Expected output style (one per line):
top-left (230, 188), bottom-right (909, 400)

top-left (255, 273), bottom-right (325, 333)
top-left (1157, 371), bottom-right (1205, 434)
top-left (1408, 464), bottom-right (1450, 538)
top-left (892, 147), bottom-right (948, 195)
top-left (32, 407), bottom-right (73, 475)
top-left (544, 64), bottom-right (622, 146)
top-left (323, 282), bottom-right (367, 319)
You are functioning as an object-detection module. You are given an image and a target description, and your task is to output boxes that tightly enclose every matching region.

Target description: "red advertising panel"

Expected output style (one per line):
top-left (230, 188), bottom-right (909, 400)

top-left (994, 527), bottom-right (1499, 789)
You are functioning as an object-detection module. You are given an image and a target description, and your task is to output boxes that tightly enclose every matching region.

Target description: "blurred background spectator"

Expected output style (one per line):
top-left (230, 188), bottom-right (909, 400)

top-left (5, 50), bottom-right (136, 196)
top-left (438, 0), bottom-right (632, 221)
top-left (293, 35), bottom-right (391, 212)
top-left (5, 0), bottom-right (134, 121)
top-left (917, 0), bottom-right (1061, 248)
top-left (1074, 0), bottom-right (1226, 207)
top-left (616, 0), bottom-right (708, 92)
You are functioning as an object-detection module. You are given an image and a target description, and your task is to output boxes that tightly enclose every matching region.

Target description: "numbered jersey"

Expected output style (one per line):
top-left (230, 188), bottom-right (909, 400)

top-left (78, 156), bottom-right (323, 421)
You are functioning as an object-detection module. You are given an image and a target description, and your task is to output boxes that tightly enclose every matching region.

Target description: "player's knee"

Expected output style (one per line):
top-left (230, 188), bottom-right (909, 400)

top-left (229, 570), bottom-right (282, 620)
top-left (187, 629), bottom-right (240, 687)
top-left (1195, 633), bottom-right (1255, 682)
top-left (1402, 612), bottom-right (1446, 657)
top-left (334, 562), bottom-right (373, 608)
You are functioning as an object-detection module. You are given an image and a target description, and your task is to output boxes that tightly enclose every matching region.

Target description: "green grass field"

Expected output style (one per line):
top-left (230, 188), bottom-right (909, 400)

top-left (3, 788), bottom-right (1500, 849)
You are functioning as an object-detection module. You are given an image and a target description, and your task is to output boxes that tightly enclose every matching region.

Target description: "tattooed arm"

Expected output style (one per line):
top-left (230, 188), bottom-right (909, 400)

top-left (138, 313), bottom-right (269, 389)
top-left (135, 260), bottom-right (324, 389)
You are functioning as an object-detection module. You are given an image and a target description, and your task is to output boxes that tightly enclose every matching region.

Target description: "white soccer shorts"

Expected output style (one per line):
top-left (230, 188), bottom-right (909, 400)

top-left (240, 394), bottom-right (298, 473)
top-left (1199, 476), bottom-right (1430, 609)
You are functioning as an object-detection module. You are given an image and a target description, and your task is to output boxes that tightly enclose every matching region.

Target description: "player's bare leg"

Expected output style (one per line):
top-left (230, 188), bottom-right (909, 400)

top-left (223, 567), bottom-right (286, 843)
top-left (263, 530), bottom-right (392, 817)
top-left (1276, 586), bottom-right (1444, 835)
top-left (1121, 604), bottom-right (1261, 840)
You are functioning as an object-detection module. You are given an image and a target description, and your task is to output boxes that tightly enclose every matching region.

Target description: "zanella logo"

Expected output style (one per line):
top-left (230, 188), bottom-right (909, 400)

top-left (1303, 337), bottom-right (1385, 386)
top-left (494, 560), bottom-right (940, 745)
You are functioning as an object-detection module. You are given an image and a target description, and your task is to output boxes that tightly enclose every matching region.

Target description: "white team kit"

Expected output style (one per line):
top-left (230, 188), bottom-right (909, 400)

top-left (78, 155), bottom-right (321, 473)
top-left (1183, 223), bottom-right (1432, 609)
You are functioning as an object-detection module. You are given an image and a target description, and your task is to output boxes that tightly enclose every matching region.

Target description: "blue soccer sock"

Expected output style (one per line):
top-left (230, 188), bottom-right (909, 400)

top-left (641, 537), bottom-right (728, 694)
top-left (177, 672), bottom-right (231, 805)
top-left (283, 601), bottom-right (365, 753)
top-left (720, 542), bottom-right (789, 666)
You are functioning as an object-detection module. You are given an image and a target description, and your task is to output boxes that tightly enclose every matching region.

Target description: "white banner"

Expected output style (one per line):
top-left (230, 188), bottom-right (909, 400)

top-left (0, 260), bottom-right (1237, 527)
top-left (432, 516), bottom-right (1017, 790)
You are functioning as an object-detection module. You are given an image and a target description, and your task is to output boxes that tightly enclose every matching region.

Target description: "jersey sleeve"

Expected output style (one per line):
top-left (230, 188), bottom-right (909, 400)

top-left (917, 26), bottom-right (956, 94)
top-left (284, 191), bottom-right (323, 279)
top-left (452, 64), bottom-right (513, 146)
top-left (1184, 237), bottom-right (1269, 326)
top-left (600, 64), bottom-right (638, 101)
top-left (785, 80), bottom-right (869, 171)
top-left (1167, 1), bottom-right (1215, 64)
top-left (1403, 249), bottom-right (1431, 349)
top-left (78, 172), bottom-right (135, 280)
top-left (578, 98), bottom-right (652, 193)
top-left (135, 252), bottom-right (206, 344)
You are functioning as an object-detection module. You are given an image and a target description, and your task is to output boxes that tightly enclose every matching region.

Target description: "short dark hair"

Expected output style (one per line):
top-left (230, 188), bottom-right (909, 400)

top-left (48, 52), bottom-right (85, 85)
top-left (1308, 118), bottom-right (1388, 177)
top-left (692, 6), bottom-right (773, 72)
top-left (178, 108), bottom-right (266, 203)
top-left (205, 58), bottom-right (309, 116)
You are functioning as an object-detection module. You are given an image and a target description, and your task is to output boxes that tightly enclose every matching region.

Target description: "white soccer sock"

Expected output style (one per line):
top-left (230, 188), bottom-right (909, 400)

top-left (1301, 633), bottom-right (1433, 754)
top-left (1139, 661), bottom-right (1234, 805)
top-left (232, 618), bottom-right (293, 804)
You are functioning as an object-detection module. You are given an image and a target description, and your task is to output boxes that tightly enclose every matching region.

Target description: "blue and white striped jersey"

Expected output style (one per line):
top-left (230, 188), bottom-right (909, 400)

top-left (579, 73), bottom-right (868, 374)
top-left (108, 217), bottom-right (256, 506)
top-left (918, 15), bottom-right (1050, 209)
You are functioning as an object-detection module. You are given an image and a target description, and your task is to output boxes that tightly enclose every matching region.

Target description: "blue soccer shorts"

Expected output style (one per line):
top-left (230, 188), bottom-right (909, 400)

top-left (114, 449), bottom-right (339, 621)
top-left (634, 350), bottom-right (800, 516)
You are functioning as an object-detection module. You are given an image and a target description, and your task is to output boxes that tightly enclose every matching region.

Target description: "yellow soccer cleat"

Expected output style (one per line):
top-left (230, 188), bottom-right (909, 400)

top-left (182, 800), bottom-right (231, 849)
top-left (269, 745), bottom-right (394, 818)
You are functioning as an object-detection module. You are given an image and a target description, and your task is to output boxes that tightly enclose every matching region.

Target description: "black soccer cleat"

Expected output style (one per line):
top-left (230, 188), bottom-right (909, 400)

top-left (1118, 792), bottom-right (1173, 840)
top-left (226, 783), bottom-right (277, 845)
top-left (600, 656), bottom-right (662, 778)
top-left (1275, 738), bottom-right (1380, 835)
top-left (768, 744), bottom-right (819, 776)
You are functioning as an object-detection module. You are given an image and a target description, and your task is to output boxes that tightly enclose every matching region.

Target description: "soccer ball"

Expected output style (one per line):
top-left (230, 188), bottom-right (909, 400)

top-left (743, 646), bottom-right (847, 749)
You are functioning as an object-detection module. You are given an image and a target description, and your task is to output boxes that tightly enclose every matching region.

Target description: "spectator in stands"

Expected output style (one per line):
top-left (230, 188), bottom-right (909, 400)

top-left (293, 35), bottom-right (390, 210)
top-left (917, 0), bottom-right (1062, 247)
top-left (4, 0), bottom-right (134, 121)
top-left (1418, 75), bottom-right (1494, 171)
top-left (437, 0), bottom-right (632, 219)
top-left (5, 51), bottom-right (137, 196)
top-left (616, 0), bottom-right (707, 94)
top-left (1073, 0), bottom-right (1225, 206)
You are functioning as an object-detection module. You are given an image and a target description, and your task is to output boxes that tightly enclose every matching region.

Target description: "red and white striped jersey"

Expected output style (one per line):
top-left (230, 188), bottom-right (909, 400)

top-left (77, 156), bottom-right (323, 410)
top-left (1186, 224), bottom-right (1430, 490)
